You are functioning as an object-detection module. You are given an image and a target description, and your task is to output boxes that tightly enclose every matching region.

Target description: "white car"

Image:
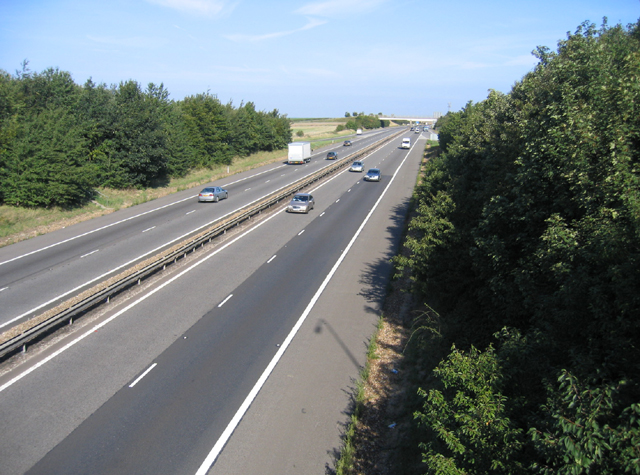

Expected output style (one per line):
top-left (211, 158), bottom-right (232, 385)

top-left (198, 186), bottom-right (228, 202)
top-left (350, 161), bottom-right (364, 172)
top-left (286, 193), bottom-right (315, 213)
top-left (364, 168), bottom-right (381, 182)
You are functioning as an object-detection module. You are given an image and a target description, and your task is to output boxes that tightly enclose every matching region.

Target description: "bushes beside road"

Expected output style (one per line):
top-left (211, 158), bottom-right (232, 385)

top-left (0, 65), bottom-right (291, 208)
top-left (388, 19), bottom-right (640, 474)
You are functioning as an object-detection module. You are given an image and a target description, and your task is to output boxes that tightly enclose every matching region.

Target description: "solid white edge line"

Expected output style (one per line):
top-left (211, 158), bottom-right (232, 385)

top-left (0, 194), bottom-right (198, 267)
top-left (0, 139), bottom-right (360, 268)
top-left (218, 294), bottom-right (233, 308)
top-left (129, 363), bottom-right (157, 388)
top-left (0, 209), bottom-right (284, 394)
top-left (2, 145), bottom-right (368, 327)
top-left (194, 137), bottom-right (415, 475)
top-left (0, 194), bottom-right (277, 329)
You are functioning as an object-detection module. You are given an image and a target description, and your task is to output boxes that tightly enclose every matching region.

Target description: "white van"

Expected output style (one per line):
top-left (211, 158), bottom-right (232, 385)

top-left (401, 138), bottom-right (411, 149)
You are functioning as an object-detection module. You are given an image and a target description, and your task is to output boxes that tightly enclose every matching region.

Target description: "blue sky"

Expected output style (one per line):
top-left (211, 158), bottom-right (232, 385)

top-left (1, 0), bottom-right (638, 118)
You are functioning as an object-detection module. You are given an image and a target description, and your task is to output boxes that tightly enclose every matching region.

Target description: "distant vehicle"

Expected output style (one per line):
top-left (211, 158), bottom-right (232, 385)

top-left (326, 151), bottom-right (338, 160)
top-left (343, 140), bottom-right (352, 146)
top-left (286, 193), bottom-right (315, 213)
top-left (288, 142), bottom-right (311, 164)
top-left (198, 186), bottom-right (228, 202)
top-left (410, 127), bottom-right (415, 131)
top-left (356, 128), bottom-right (363, 135)
top-left (350, 161), bottom-right (364, 172)
top-left (415, 128), bottom-right (420, 134)
top-left (401, 138), bottom-right (411, 149)
top-left (364, 168), bottom-right (381, 182)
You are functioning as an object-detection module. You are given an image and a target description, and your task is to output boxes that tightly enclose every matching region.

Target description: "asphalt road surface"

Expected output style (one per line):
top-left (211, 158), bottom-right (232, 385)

top-left (0, 129), bottom-right (425, 474)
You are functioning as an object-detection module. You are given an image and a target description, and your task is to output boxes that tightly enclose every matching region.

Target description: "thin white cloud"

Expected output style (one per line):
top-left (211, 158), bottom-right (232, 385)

top-left (296, 0), bottom-right (388, 17)
top-left (224, 17), bottom-right (326, 43)
top-left (458, 61), bottom-right (490, 70)
top-left (217, 65), bottom-right (270, 74)
top-left (278, 66), bottom-right (340, 79)
top-left (145, 0), bottom-right (236, 16)
top-left (173, 25), bottom-right (197, 42)
top-left (505, 54), bottom-right (538, 67)
top-left (87, 35), bottom-right (169, 48)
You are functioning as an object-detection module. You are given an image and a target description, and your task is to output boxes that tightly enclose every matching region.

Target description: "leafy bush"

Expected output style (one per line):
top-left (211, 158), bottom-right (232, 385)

top-left (400, 19), bottom-right (640, 473)
top-left (0, 68), bottom-right (292, 206)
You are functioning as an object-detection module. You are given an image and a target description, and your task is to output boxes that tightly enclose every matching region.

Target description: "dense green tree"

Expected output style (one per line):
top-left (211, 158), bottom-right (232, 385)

top-left (163, 101), bottom-right (197, 178)
top-left (415, 345), bottom-right (526, 475)
top-left (0, 64), bottom-right (291, 206)
top-left (181, 93), bottom-right (233, 167)
top-left (0, 107), bottom-right (92, 207)
top-left (96, 80), bottom-right (169, 188)
top-left (400, 18), bottom-right (640, 474)
top-left (345, 119), bottom-right (357, 131)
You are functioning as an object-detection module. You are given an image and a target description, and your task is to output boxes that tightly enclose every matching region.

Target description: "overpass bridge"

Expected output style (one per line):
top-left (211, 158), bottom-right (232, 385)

top-left (379, 116), bottom-right (438, 125)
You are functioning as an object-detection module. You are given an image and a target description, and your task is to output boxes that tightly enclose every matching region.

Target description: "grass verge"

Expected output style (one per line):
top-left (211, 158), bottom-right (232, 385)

top-left (336, 316), bottom-right (384, 475)
top-left (333, 144), bottom-right (439, 475)
top-left (0, 148), bottom-right (289, 248)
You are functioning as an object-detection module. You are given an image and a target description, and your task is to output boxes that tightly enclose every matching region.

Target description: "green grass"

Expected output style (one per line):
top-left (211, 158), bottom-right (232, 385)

top-left (0, 148), bottom-right (288, 248)
top-left (335, 315), bottom-right (385, 475)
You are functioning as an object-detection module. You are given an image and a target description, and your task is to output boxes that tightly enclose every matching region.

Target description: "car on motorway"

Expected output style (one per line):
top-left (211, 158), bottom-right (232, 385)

top-left (198, 186), bottom-right (228, 202)
top-left (343, 140), bottom-right (352, 146)
top-left (363, 168), bottom-right (381, 182)
top-left (326, 151), bottom-right (338, 160)
top-left (350, 161), bottom-right (364, 172)
top-left (286, 193), bottom-right (315, 213)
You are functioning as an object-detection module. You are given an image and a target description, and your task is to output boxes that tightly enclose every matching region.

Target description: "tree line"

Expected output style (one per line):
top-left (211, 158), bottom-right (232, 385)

top-left (335, 113), bottom-right (390, 133)
top-left (0, 64), bottom-right (292, 208)
top-left (396, 19), bottom-right (640, 474)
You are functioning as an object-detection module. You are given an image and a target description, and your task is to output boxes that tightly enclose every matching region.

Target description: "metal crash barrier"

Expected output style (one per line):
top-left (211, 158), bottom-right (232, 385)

top-left (0, 128), bottom-right (405, 361)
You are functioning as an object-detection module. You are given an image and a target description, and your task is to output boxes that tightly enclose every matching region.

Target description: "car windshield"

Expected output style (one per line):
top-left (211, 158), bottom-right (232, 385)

top-left (293, 195), bottom-right (308, 202)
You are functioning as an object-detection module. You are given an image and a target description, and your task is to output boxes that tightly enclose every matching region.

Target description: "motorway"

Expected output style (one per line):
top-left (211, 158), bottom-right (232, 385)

top-left (0, 129), bottom-right (393, 331)
top-left (0, 127), bottom-right (426, 474)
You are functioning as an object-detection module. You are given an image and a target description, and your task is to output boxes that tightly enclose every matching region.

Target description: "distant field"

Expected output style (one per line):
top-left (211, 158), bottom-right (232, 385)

top-left (290, 118), bottom-right (351, 140)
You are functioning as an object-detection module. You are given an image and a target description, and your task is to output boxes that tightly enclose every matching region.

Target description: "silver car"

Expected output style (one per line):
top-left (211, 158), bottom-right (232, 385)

top-left (364, 168), bottom-right (381, 182)
top-left (286, 193), bottom-right (315, 213)
top-left (350, 161), bottom-right (364, 172)
top-left (198, 186), bottom-right (229, 202)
